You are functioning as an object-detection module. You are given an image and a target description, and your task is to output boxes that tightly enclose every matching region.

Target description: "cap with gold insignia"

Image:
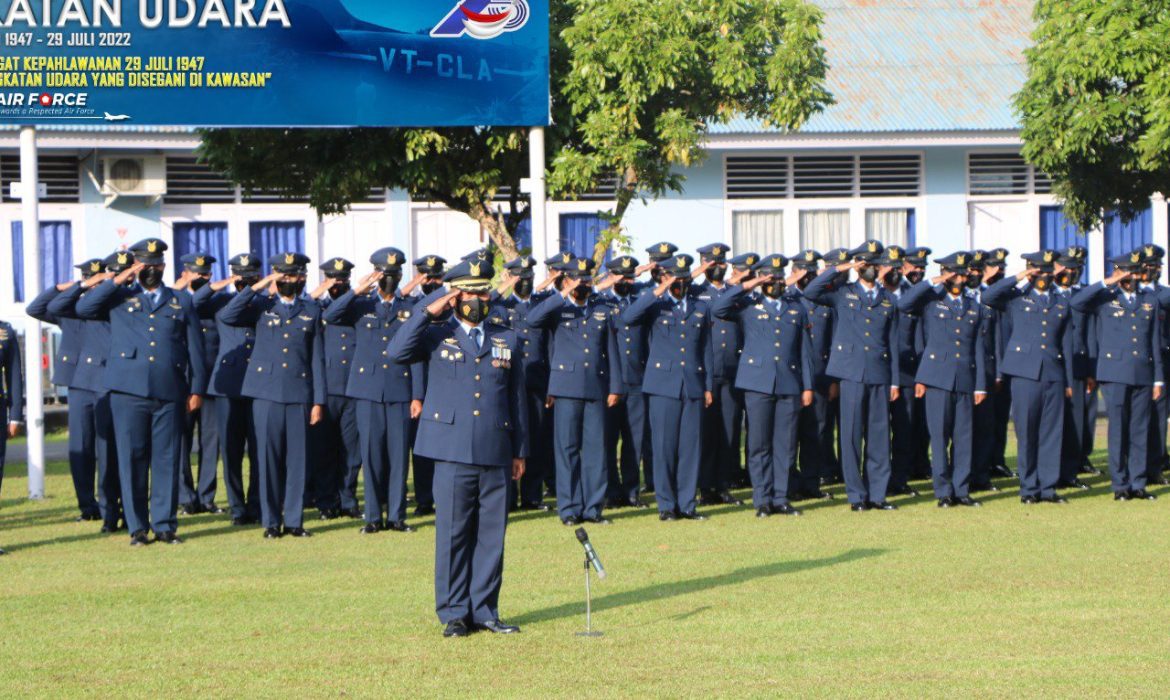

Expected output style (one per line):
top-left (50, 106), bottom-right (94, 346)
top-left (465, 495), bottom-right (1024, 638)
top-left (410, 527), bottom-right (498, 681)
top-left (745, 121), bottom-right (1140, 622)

top-left (504, 255), bottom-right (538, 279)
top-left (228, 253), bottom-right (260, 275)
top-left (729, 252), bottom-right (760, 271)
top-left (752, 254), bottom-right (789, 276)
top-left (544, 252), bottom-right (576, 271)
top-left (270, 251), bottom-right (310, 274)
top-left (1056, 247), bottom-right (1085, 268)
top-left (697, 242), bottom-right (729, 263)
top-left (1113, 250), bottom-right (1146, 272)
top-left (180, 251), bottom-right (216, 274)
top-left (823, 248), bottom-right (851, 265)
top-left (646, 242), bottom-right (678, 262)
top-left (369, 248), bottom-right (406, 273)
top-left (461, 247), bottom-right (491, 263)
top-left (1143, 244), bottom-right (1165, 263)
top-left (905, 247), bottom-right (932, 267)
top-left (876, 245), bottom-right (905, 267)
top-left (667, 253), bottom-right (695, 278)
top-left (443, 258), bottom-right (495, 292)
top-left (319, 257), bottom-right (354, 279)
top-left (129, 238), bottom-right (167, 264)
top-left (606, 255), bottom-right (640, 276)
top-left (792, 250), bottom-right (822, 271)
top-left (989, 248), bottom-right (1009, 263)
top-left (413, 254), bottom-right (447, 276)
top-left (74, 258), bottom-right (106, 277)
top-left (565, 256), bottom-right (597, 279)
top-left (1021, 250), bottom-right (1057, 272)
top-left (105, 250), bottom-right (135, 273)
top-left (966, 250), bottom-right (989, 270)
top-left (936, 251), bottom-right (971, 272)
top-left (848, 239), bottom-right (884, 263)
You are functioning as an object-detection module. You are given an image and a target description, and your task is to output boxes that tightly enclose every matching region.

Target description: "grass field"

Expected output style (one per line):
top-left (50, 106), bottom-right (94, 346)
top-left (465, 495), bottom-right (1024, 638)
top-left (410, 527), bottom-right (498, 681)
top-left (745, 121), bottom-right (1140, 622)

top-left (1, 424), bottom-right (1168, 698)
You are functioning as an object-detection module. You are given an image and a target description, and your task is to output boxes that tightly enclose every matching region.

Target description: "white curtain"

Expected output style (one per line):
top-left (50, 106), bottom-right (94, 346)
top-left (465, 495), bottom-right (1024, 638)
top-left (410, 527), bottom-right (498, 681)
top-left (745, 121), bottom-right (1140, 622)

top-left (732, 211), bottom-right (784, 254)
top-left (865, 208), bottom-right (909, 246)
top-left (799, 209), bottom-right (850, 251)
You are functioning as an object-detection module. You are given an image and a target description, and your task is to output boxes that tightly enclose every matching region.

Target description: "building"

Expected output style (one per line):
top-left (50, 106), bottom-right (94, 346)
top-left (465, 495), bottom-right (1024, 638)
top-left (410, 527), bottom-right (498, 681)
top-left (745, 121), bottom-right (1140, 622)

top-left (0, 0), bottom-right (1165, 350)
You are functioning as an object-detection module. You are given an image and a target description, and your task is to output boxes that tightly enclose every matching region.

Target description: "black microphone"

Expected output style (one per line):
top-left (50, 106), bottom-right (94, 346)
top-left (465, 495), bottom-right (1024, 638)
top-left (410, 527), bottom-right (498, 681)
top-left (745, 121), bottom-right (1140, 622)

top-left (575, 527), bottom-right (606, 580)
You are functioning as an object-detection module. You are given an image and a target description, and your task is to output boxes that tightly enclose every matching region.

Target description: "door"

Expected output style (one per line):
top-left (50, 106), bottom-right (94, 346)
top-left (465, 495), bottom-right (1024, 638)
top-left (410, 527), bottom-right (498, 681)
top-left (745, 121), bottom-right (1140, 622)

top-left (320, 210), bottom-right (391, 269)
top-left (411, 208), bottom-right (483, 263)
top-left (967, 201), bottom-right (1034, 255)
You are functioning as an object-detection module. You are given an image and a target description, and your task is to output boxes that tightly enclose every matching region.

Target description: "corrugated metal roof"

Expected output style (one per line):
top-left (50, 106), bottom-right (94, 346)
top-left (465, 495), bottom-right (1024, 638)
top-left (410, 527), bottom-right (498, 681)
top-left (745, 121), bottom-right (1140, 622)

top-left (711, 0), bottom-right (1035, 134)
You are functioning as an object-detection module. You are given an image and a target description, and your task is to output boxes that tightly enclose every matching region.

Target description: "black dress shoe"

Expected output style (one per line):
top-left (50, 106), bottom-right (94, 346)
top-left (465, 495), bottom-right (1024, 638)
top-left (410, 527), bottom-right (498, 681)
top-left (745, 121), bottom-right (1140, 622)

top-left (991, 464), bottom-right (1015, 478)
top-left (772, 503), bottom-right (802, 516)
top-left (1020, 495), bottom-right (1039, 504)
top-left (626, 498), bottom-right (649, 509)
top-left (284, 527), bottom-right (312, 537)
top-left (850, 502), bottom-right (869, 512)
top-left (443, 620), bottom-right (471, 638)
top-left (129, 530), bottom-right (150, 547)
top-left (955, 496), bottom-right (982, 507)
top-left (155, 531), bottom-right (182, 544)
top-left (520, 502), bottom-right (552, 512)
top-left (231, 516), bottom-right (257, 526)
top-left (359, 522), bottom-right (381, 534)
top-left (561, 515), bottom-right (582, 526)
top-left (890, 485), bottom-right (920, 497)
top-left (716, 490), bottom-right (745, 506)
top-left (318, 508), bottom-right (340, 521)
top-left (340, 507), bottom-right (364, 519)
top-left (180, 503), bottom-right (202, 516)
top-left (100, 522), bottom-right (119, 533)
top-left (413, 505), bottom-right (435, 517)
top-left (1114, 491), bottom-right (1132, 501)
top-left (1079, 462), bottom-right (1102, 476)
top-left (697, 490), bottom-right (719, 506)
top-left (755, 505), bottom-right (771, 518)
top-left (385, 520), bottom-right (416, 532)
top-left (1041, 495), bottom-right (1068, 504)
top-left (1129, 489), bottom-right (1157, 501)
top-left (867, 501), bottom-right (898, 511)
top-left (202, 504), bottom-right (225, 515)
top-left (76, 512), bottom-right (101, 522)
top-left (1063, 479), bottom-right (1091, 491)
top-left (936, 497), bottom-right (954, 508)
top-left (679, 511), bottom-right (707, 521)
top-left (658, 511), bottom-right (677, 521)
top-left (475, 619), bottom-right (521, 634)
top-left (263, 527), bottom-right (283, 539)
top-left (583, 516), bottom-right (611, 525)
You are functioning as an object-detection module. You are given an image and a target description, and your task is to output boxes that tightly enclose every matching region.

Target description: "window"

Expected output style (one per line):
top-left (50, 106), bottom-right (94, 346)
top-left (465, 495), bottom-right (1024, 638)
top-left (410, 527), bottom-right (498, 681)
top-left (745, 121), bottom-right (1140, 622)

top-left (799, 210), bottom-right (849, 251)
top-left (865, 208), bottom-right (915, 247)
top-left (165, 157), bottom-right (236, 203)
top-left (12, 221), bottom-right (72, 302)
top-left (1, 155), bottom-right (81, 203)
top-left (172, 222), bottom-right (230, 280)
top-left (726, 153), bottom-right (921, 200)
top-left (726, 156), bottom-right (788, 199)
top-left (732, 211), bottom-right (783, 254)
top-left (968, 153), bottom-right (1052, 196)
top-left (859, 155), bottom-right (921, 197)
top-left (793, 156), bottom-right (853, 198)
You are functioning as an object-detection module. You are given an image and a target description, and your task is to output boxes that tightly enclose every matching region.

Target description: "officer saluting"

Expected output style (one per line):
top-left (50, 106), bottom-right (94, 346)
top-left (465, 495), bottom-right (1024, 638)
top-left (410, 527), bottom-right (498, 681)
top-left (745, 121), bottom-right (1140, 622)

top-left (785, 251), bottom-right (835, 500)
top-left (407, 254), bottom-right (448, 515)
top-left (388, 257), bottom-right (528, 637)
top-left (219, 252), bottom-right (326, 538)
top-left (1070, 251), bottom-right (1162, 501)
top-left (897, 252), bottom-right (989, 507)
top-left (76, 239), bottom-right (208, 546)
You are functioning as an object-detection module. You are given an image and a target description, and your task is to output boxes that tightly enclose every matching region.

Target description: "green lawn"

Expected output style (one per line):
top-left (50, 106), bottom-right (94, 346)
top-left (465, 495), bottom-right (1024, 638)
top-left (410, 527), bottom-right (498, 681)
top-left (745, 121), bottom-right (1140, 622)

top-left (1, 425), bottom-right (1168, 697)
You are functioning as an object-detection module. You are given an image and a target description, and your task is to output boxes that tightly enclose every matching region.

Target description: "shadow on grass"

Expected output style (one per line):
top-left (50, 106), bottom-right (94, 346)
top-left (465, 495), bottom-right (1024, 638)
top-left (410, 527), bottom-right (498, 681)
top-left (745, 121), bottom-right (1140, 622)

top-left (511, 547), bottom-right (887, 625)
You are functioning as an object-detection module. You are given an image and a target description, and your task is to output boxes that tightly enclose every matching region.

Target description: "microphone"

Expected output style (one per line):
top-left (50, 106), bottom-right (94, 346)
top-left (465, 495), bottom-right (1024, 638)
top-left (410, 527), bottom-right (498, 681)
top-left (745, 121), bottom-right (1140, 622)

top-left (575, 527), bottom-right (606, 580)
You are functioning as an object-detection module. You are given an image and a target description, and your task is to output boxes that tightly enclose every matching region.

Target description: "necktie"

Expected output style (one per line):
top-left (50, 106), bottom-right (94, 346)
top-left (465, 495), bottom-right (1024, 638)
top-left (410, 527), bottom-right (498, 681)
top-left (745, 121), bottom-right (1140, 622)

top-left (868, 289), bottom-right (876, 304)
top-left (773, 299), bottom-right (784, 315)
top-left (470, 327), bottom-right (482, 349)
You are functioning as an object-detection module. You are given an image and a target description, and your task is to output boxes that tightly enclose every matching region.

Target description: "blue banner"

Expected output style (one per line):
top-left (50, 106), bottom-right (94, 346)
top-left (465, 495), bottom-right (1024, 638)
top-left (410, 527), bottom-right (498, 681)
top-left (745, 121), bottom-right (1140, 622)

top-left (0, 0), bottom-right (549, 126)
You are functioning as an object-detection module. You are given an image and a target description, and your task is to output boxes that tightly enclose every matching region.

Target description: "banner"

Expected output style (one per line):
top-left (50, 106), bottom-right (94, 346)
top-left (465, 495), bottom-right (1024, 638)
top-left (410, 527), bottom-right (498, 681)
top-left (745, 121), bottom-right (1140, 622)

top-left (0, 0), bottom-right (550, 126)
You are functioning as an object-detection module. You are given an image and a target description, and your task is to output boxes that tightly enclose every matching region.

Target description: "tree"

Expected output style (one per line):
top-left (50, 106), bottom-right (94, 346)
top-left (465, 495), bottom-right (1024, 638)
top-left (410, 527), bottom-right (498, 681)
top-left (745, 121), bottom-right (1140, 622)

top-left (1015, 0), bottom-right (1170, 231)
top-left (198, 0), bottom-right (831, 262)
top-left (551, 0), bottom-right (831, 262)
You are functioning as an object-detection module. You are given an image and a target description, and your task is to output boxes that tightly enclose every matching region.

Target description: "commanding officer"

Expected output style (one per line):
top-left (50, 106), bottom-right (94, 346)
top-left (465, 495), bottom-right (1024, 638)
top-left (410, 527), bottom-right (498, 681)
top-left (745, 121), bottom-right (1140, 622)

top-left (804, 241), bottom-right (901, 511)
top-left (527, 257), bottom-right (622, 526)
top-left (693, 243), bottom-right (745, 506)
top-left (388, 257), bottom-right (528, 638)
top-left (785, 251), bottom-right (835, 501)
top-left (600, 255), bottom-right (653, 507)
top-left (174, 252), bottom-right (223, 515)
top-left (494, 256), bottom-right (554, 511)
top-left (711, 255), bottom-right (813, 517)
top-left (983, 251), bottom-right (1075, 504)
top-left (1053, 247), bottom-right (1094, 491)
top-left (881, 246), bottom-right (924, 497)
top-left (621, 254), bottom-right (714, 521)
top-left (898, 252), bottom-right (989, 507)
top-left (408, 254), bottom-right (448, 515)
top-left (44, 257), bottom-right (122, 531)
top-left (1071, 253), bottom-right (1162, 500)
top-left (193, 254), bottom-right (263, 526)
top-left (220, 253), bottom-right (326, 538)
top-left (26, 260), bottom-right (103, 522)
top-left (76, 239), bottom-right (207, 546)
top-left (311, 257), bottom-right (362, 520)
top-left (322, 248), bottom-right (420, 533)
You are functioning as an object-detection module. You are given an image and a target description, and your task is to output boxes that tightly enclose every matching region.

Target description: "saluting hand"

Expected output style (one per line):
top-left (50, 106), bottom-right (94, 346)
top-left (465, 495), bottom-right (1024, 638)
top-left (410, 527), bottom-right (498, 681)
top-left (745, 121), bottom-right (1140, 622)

top-left (634, 261), bottom-right (657, 276)
top-left (560, 276), bottom-right (581, 297)
top-left (310, 405), bottom-right (324, 425)
top-left (309, 277), bottom-right (336, 300)
top-left (399, 272), bottom-right (428, 298)
top-left (174, 270), bottom-right (191, 291)
top-left (81, 272), bottom-right (112, 289)
top-left (932, 271), bottom-right (956, 286)
top-left (253, 272), bottom-right (281, 293)
top-left (56, 280), bottom-right (77, 292)
top-left (742, 274), bottom-right (771, 292)
top-left (425, 289), bottom-right (460, 318)
top-left (654, 274), bottom-right (676, 297)
top-left (728, 267), bottom-right (752, 285)
top-left (209, 275), bottom-right (239, 292)
top-left (114, 262), bottom-right (145, 287)
top-left (354, 270), bottom-right (383, 295)
top-left (984, 264), bottom-right (1002, 280)
top-left (785, 270), bottom-right (806, 288)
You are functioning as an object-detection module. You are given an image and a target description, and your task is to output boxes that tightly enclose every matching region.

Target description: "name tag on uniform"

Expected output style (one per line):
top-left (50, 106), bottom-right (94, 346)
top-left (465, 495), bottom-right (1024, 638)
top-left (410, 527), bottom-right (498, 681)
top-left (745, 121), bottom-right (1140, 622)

top-left (845, 293), bottom-right (859, 300)
top-left (561, 312), bottom-right (577, 319)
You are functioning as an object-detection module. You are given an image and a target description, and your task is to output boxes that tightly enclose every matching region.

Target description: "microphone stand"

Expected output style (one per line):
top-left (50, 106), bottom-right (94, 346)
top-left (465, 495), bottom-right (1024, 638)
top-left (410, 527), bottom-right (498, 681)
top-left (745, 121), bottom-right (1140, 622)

top-left (576, 553), bottom-right (603, 637)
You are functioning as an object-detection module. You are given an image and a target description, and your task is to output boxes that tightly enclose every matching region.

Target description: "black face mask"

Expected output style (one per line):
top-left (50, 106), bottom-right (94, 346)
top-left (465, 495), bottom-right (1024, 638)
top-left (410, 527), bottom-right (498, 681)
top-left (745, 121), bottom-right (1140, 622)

top-left (706, 264), bottom-right (726, 283)
top-left (379, 275), bottom-right (401, 296)
top-left (138, 267), bottom-right (163, 289)
top-left (1119, 277), bottom-right (1137, 293)
top-left (966, 272), bottom-right (983, 289)
top-left (235, 277), bottom-right (259, 292)
top-left (328, 280), bottom-right (350, 299)
top-left (189, 277), bottom-right (209, 292)
top-left (421, 280), bottom-right (443, 295)
top-left (457, 297), bottom-right (488, 324)
top-left (513, 278), bottom-right (533, 298)
top-left (1055, 270), bottom-right (1076, 288)
top-left (905, 270), bottom-right (924, 285)
top-left (650, 268), bottom-right (665, 284)
top-left (1032, 273), bottom-right (1053, 291)
top-left (762, 281), bottom-right (785, 299)
top-left (670, 279), bottom-right (690, 298)
top-left (277, 280), bottom-right (305, 298)
top-left (858, 266), bottom-right (877, 283)
top-left (832, 271), bottom-right (850, 287)
top-left (571, 284), bottom-right (592, 302)
top-left (883, 269), bottom-right (902, 286)
top-left (795, 269), bottom-right (815, 290)
top-left (984, 269), bottom-right (1004, 284)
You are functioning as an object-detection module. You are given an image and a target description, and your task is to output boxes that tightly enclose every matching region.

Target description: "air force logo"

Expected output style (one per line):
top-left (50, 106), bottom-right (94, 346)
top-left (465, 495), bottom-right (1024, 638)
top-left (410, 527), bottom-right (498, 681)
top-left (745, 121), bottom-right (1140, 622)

top-left (431, 0), bottom-right (530, 39)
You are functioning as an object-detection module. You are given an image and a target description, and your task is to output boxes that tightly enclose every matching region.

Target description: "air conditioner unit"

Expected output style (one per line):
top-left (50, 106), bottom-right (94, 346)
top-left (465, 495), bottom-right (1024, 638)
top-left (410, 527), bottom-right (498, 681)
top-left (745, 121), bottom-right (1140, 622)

top-left (97, 155), bottom-right (166, 206)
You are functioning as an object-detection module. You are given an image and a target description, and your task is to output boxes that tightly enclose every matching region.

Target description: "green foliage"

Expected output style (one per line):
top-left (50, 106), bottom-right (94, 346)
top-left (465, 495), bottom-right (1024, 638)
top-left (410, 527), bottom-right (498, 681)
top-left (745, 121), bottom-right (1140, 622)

top-left (1015, 0), bottom-right (1170, 230)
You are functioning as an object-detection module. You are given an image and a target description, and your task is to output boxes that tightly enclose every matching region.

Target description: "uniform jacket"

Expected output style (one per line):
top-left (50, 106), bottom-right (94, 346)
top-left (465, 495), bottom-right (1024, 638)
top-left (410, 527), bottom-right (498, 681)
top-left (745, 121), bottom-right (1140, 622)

top-left (692, 281), bottom-right (742, 383)
top-left (889, 281), bottom-right (925, 387)
top-left (1146, 283), bottom-right (1170, 384)
top-left (219, 288), bottom-right (326, 405)
top-left (45, 285), bottom-right (112, 394)
top-left (710, 286), bottom-right (814, 396)
top-left (1070, 282), bottom-right (1163, 386)
top-left (494, 290), bottom-right (554, 393)
top-left (388, 311), bottom-right (528, 468)
top-left (1055, 284), bottom-right (1097, 380)
top-left (25, 286), bottom-right (82, 388)
top-left (603, 289), bottom-right (651, 391)
top-left (316, 295), bottom-right (357, 397)
top-left (982, 278), bottom-right (1075, 387)
top-left (0, 320), bottom-right (23, 421)
top-left (619, 290), bottom-right (715, 400)
top-left (192, 285), bottom-right (257, 399)
top-left (321, 288), bottom-right (423, 403)
top-left (897, 282), bottom-right (990, 393)
top-left (802, 270), bottom-right (900, 385)
top-left (526, 293), bottom-right (622, 400)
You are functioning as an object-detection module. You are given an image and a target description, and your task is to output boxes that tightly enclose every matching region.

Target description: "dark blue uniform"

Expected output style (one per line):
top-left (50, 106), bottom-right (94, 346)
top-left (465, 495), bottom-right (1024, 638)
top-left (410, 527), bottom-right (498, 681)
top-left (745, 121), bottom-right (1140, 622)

top-left (177, 286), bottom-right (222, 512)
top-left (1055, 280), bottom-right (1095, 487)
top-left (0, 320), bottom-right (23, 503)
top-left (219, 284), bottom-right (326, 534)
top-left (1071, 278), bottom-right (1162, 497)
top-left (527, 289), bottom-right (622, 522)
top-left (803, 269), bottom-right (900, 507)
top-left (604, 281), bottom-right (654, 503)
top-left (887, 277), bottom-right (926, 494)
top-left (313, 291), bottom-right (362, 517)
top-left (898, 279), bottom-right (989, 501)
top-left (793, 285), bottom-right (838, 494)
top-left (693, 279), bottom-right (746, 501)
top-left (76, 276), bottom-right (208, 540)
top-left (982, 271), bottom-right (1075, 501)
top-left (1146, 281), bottom-right (1170, 483)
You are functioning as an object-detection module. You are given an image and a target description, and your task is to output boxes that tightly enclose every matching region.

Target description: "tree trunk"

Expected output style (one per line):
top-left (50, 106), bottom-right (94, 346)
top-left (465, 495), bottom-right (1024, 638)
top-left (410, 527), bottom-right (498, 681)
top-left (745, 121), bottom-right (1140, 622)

top-left (470, 202), bottom-right (520, 261)
top-left (591, 183), bottom-right (636, 264)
